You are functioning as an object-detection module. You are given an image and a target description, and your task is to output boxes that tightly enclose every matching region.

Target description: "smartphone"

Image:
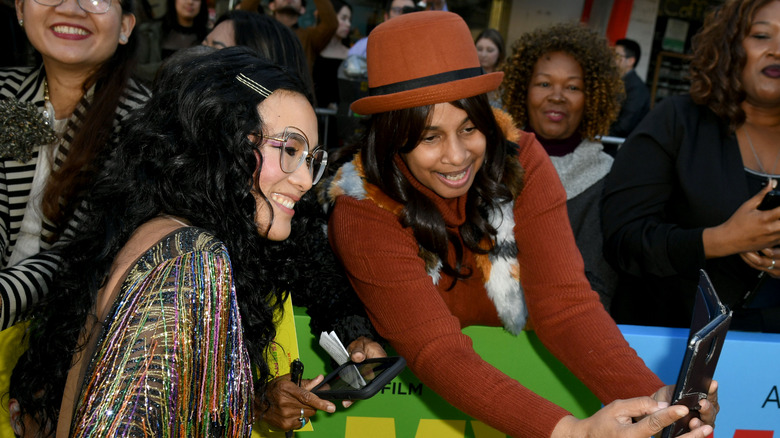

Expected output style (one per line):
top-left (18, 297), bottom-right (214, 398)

top-left (661, 271), bottom-right (732, 438)
top-left (311, 356), bottom-right (406, 400)
top-left (758, 190), bottom-right (780, 210)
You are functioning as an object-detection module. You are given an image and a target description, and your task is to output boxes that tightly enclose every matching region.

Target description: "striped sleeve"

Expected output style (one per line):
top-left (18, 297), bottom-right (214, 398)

top-left (0, 249), bottom-right (60, 330)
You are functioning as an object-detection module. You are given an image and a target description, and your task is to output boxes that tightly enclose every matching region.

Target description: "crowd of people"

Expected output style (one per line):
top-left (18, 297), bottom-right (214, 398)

top-left (2, 0), bottom-right (779, 435)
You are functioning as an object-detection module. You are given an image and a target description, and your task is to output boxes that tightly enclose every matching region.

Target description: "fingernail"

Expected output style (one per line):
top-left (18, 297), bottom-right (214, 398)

top-left (327, 404), bottom-right (336, 413)
top-left (656, 401), bottom-right (669, 409)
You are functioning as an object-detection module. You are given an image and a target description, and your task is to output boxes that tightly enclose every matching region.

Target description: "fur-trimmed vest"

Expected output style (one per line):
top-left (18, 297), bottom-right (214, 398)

top-left (325, 110), bottom-right (530, 335)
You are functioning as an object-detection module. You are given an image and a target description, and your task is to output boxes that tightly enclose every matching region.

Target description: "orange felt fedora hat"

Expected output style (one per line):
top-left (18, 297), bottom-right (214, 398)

top-left (350, 11), bottom-right (504, 115)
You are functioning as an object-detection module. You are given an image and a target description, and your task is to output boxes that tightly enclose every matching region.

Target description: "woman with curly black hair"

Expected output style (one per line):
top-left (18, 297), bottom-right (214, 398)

top-left (602, 0), bottom-right (780, 332)
top-left (502, 22), bottom-right (623, 310)
top-left (9, 46), bottom-right (336, 437)
top-left (326, 11), bottom-right (717, 438)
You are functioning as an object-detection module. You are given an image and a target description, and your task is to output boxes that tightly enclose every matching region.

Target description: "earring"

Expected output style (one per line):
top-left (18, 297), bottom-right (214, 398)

top-left (18, 19), bottom-right (23, 27)
top-left (119, 34), bottom-right (128, 43)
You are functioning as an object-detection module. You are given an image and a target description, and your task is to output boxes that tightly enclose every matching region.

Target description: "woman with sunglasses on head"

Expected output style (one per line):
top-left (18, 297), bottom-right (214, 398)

top-left (0, 0), bottom-right (148, 331)
top-left (325, 11), bottom-right (718, 437)
top-left (9, 47), bottom-right (334, 437)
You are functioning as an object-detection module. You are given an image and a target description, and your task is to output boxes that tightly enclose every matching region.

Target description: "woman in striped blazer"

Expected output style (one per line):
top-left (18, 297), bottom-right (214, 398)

top-left (0, 0), bottom-right (150, 330)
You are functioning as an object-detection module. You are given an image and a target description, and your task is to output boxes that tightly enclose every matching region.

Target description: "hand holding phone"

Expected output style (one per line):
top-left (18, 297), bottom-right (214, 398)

top-left (311, 356), bottom-right (406, 400)
top-left (661, 271), bottom-right (730, 438)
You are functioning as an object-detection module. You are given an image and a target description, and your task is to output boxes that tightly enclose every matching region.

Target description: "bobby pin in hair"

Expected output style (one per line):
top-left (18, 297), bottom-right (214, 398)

top-left (236, 73), bottom-right (272, 98)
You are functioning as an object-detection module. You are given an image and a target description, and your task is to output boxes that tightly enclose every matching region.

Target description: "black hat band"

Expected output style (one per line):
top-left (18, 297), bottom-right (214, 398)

top-left (368, 67), bottom-right (484, 97)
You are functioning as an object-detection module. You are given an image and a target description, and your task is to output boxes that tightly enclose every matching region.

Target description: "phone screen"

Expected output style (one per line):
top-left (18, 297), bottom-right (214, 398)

top-left (312, 357), bottom-right (407, 400)
top-left (319, 360), bottom-right (395, 391)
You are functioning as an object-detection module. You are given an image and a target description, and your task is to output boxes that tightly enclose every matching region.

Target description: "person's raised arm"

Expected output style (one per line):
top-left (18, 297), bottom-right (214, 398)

top-left (306, 0), bottom-right (338, 55)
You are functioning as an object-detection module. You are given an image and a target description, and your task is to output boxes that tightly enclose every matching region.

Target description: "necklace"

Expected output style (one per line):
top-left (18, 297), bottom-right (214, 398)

top-left (42, 77), bottom-right (54, 126)
top-left (744, 126), bottom-right (780, 175)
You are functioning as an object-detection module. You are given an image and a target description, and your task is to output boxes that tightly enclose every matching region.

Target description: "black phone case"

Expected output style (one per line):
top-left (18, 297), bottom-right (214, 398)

top-left (661, 270), bottom-right (732, 438)
top-left (758, 190), bottom-right (780, 211)
top-left (311, 357), bottom-right (407, 400)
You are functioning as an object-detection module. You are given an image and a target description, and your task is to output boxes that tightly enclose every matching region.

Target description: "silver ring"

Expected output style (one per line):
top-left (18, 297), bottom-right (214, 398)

top-left (770, 259), bottom-right (776, 270)
top-left (299, 416), bottom-right (307, 428)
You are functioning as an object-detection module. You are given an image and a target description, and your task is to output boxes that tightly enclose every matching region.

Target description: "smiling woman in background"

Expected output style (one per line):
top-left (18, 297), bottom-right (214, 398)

top-left (503, 22), bottom-right (623, 310)
top-left (0, 0), bottom-right (149, 330)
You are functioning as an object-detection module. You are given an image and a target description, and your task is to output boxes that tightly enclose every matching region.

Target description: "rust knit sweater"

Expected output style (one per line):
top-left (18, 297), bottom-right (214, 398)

top-left (328, 130), bottom-right (663, 437)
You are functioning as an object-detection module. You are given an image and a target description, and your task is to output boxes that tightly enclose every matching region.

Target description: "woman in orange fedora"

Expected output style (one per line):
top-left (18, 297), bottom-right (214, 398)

top-left (323, 11), bottom-right (719, 437)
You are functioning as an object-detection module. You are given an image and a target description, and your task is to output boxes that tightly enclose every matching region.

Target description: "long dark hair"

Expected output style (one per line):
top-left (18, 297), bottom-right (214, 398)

top-left (689, 0), bottom-right (773, 130)
top-left (214, 11), bottom-right (315, 96)
top-left (357, 93), bottom-right (519, 286)
top-left (41, 0), bottom-right (142, 234)
top-left (13, 46), bottom-right (313, 433)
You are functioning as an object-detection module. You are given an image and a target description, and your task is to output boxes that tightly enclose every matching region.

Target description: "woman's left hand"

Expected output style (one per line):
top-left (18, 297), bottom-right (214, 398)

top-left (261, 374), bottom-right (337, 431)
top-left (652, 380), bottom-right (719, 431)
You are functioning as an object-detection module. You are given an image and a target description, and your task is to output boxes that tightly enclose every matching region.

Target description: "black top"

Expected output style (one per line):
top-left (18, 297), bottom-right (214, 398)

top-left (602, 94), bottom-right (779, 332)
top-left (313, 55), bottom-right (344, 108)
top-left (609, 69), bottom-right (650, 138)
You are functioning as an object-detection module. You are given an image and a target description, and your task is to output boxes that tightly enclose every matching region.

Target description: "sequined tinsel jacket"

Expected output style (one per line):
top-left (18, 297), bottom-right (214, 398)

top-left (69, 227), bottom-right (254, 437)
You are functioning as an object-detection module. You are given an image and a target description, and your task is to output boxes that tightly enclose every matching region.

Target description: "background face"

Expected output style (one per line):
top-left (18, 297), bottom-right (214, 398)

top-left (336, 5), bottom-right (351, 40)
top-left (526, 51), bottom-right (585, 140)
top-left (476, 37), bottom-right (499, 71)
top-left (175, 0), bottom-right (201, 22)
top-left (17, 0), bottom-right (133, 71)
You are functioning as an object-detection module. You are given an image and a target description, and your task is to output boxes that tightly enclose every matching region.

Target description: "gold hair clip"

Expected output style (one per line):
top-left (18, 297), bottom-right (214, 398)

top-left (236, 73), bottom-right (272, 98)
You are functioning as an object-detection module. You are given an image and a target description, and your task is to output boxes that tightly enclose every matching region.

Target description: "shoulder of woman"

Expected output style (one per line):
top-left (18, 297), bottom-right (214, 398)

top-left (123, 77), bottom-right (152, 105)
top-left (0, 66), bottom-right (37, 94)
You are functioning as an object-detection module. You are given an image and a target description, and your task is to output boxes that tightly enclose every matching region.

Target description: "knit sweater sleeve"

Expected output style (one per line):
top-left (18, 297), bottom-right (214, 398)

top-left (512, 136), bottom-right (664, 403)
top-left (330, 193), bottom-right (569, 437)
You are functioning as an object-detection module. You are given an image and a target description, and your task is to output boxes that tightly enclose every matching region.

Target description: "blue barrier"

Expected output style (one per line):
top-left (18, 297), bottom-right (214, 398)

top-left (620, 325), bottom-right (780, 438)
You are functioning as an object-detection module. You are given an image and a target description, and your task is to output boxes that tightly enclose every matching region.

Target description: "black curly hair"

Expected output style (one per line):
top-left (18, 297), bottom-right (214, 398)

top-left (503, 22), bottom-right (623, 140)
top-left (11, 46), bottom-right (313, 434)
top-left (689, 0), bottom-right (775, 130)
top-left (352, 94), bottom-right (523, 287)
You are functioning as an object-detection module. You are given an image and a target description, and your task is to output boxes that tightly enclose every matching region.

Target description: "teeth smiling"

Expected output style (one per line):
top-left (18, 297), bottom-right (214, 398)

top-left (441, 170), bottom-right (467, 181)
top-left (271, 193), bottom-right (296, 209)
top-left (52, 25), bottom-right (89, 36)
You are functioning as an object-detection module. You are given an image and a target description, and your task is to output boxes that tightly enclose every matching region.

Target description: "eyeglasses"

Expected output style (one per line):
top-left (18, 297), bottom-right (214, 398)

top-left (261, 126), bottom-right (328, 184)
top-left (32, 0), bottom-right (113, 14)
